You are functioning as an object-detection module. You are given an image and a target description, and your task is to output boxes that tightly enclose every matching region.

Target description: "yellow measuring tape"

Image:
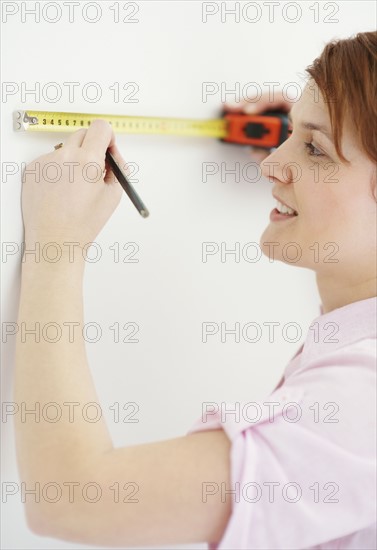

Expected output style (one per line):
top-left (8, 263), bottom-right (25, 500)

top-left (13, 110), bottom-right (228, 138)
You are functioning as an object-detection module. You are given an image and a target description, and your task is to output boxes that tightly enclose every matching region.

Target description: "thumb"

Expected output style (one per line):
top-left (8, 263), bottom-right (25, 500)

top-left (243, 99), bottom-right (291, 115)
top-left (250, 146), bottom-right (270, 164)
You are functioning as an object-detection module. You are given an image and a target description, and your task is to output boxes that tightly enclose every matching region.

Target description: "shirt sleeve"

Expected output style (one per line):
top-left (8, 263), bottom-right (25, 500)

top-left (187, 352), bottom-right (376, 550)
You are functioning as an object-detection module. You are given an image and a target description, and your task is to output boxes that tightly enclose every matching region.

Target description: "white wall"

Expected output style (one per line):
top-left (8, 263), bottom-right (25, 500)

top-left (1, 1), bottom-right (375, 548)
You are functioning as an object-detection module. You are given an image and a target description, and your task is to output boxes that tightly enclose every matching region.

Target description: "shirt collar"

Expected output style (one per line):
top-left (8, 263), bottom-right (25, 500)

top-left (300, 296), bottom-right (377, 363)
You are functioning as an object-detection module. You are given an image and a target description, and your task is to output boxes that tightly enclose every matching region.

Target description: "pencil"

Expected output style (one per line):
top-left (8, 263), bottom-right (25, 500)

top-left (105, 150), bottom-right (150, 218)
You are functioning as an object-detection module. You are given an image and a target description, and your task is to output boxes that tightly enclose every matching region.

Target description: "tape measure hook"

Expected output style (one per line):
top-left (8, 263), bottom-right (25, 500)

top-left (13, 111), bottom-right (39, 131)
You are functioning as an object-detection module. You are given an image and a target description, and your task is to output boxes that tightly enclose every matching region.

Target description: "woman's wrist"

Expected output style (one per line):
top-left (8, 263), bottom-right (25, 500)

top-left (22, 232), bottom-right (89, 267)
top-left (21, 240), bottom-right (86, 279)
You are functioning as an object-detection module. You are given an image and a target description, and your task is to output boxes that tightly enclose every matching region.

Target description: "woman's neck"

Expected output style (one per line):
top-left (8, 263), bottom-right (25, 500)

top-left (316, 272), bottom-right (377, 314)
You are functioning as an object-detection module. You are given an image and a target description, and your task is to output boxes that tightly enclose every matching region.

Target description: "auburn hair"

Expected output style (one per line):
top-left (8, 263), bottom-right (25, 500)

top-left (305, 31), bottom-right (377, 164)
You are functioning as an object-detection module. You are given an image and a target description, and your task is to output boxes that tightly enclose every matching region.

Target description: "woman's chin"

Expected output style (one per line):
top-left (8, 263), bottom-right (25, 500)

top-left (259, 224), bottom-right (277, 248)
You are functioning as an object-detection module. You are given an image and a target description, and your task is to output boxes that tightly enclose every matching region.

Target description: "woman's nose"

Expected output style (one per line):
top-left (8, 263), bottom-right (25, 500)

top-left (260, 143), bottom-right (296, 184)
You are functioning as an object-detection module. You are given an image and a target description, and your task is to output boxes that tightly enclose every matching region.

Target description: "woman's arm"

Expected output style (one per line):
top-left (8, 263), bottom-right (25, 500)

top-left (14, 121), bottom-right (231, 547)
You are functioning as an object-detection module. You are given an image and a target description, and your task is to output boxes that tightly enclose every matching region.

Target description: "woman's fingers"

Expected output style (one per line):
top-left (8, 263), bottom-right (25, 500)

top-left (57, 120), bottom-right (116, 155)
top-left (81, 119), bottom-right (115, 158)
top-left (249, 147), bottom-right (270, 163)
top-left (243, 98), bottom-right (292, 114)
top-left (224, 89), bottom-right (293, 115)
top-left (103, 142), bottom-right (129, 185)
top-left (59, 121), bottom-right (121, 185)
top-left (64, 128), bottom-right (88, 148)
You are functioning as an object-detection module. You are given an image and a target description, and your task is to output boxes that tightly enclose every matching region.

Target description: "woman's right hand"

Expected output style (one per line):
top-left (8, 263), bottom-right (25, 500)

top-left (224, 89), bottom-right (293, 163)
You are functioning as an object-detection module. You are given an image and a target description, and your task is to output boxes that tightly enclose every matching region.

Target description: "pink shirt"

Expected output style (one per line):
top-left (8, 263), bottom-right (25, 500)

top-left (188, 296), bottom-right (377, 549)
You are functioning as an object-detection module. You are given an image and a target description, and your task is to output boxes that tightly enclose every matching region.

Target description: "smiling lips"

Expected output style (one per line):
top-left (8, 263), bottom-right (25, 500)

top-left (270, 194), bottom-right (298, 222)
top-left (272, 194), bottom-right (298, 216)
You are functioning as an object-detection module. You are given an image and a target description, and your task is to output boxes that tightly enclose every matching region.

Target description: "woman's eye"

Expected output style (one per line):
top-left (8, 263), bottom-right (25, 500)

top-left (304, 141), bottom-right (325, 157)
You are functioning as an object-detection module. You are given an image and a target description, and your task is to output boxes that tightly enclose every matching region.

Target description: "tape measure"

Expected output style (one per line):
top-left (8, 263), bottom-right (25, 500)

top-left (13, 109), bottom-right (291, 149)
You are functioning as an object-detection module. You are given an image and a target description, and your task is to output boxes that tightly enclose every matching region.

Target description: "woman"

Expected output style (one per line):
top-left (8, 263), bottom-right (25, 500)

top-left (14, 31), bottom-right (376, 549)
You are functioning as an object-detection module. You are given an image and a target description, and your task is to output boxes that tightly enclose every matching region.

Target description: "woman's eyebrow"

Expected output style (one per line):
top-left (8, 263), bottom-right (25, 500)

top-left (288, 110), bottom-right (334, 144)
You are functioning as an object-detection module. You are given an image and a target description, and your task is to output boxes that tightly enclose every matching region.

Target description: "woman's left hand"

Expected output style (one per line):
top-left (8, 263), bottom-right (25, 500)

top-left (21, 119), bottom-right (124, 250)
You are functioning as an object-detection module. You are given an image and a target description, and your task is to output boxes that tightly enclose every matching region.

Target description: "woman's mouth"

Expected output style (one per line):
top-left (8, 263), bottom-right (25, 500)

top-left (269, 198), bottom-right (298, 222)
top-left (269, 208), bottom-right (298, 222)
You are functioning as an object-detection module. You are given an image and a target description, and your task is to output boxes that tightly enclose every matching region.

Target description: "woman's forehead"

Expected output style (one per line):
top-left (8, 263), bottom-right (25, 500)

top-left (291, 84), bottom-right (330, 124)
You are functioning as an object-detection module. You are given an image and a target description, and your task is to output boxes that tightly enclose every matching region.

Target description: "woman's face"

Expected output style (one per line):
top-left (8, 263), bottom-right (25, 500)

top-left (259, 80), bottom-right (377, 281)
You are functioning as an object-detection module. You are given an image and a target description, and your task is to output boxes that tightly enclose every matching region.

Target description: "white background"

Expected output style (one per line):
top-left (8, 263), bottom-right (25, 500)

top-left (1, 1), bottom-right (376, 549)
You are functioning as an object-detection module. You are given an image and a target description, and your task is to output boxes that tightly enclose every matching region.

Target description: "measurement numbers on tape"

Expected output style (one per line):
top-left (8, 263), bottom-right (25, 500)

top-left (13, 110), bottom-right (228, 138)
